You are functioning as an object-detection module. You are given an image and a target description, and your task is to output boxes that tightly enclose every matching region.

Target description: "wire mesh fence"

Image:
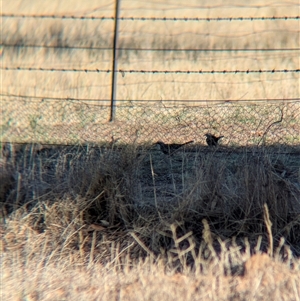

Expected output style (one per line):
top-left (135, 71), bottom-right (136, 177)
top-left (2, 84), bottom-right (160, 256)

top-left (2, 95), bottom-right (299, 150)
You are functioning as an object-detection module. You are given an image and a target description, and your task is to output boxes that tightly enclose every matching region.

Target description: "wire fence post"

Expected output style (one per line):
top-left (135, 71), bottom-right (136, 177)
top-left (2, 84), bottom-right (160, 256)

top-left (109, 0), bottom-right (121, 122)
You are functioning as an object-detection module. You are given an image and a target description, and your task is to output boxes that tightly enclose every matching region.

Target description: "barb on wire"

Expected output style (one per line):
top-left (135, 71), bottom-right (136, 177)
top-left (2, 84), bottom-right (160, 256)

top-left (2, 66), bottom-right (300, 74)
top-left (1, 13), bottom-right (299, 21)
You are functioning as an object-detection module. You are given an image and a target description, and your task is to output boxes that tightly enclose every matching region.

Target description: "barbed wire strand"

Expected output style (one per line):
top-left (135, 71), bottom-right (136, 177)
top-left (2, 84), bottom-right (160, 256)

top-left (2, 66), bottom-right (300, 74)
top-left (1, 14), bottom-right (299, 21)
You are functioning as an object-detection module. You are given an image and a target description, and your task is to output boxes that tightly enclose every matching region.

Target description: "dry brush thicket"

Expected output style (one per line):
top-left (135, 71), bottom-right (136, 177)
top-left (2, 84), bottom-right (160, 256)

top-left (1, 143), bottom-right (300, 299)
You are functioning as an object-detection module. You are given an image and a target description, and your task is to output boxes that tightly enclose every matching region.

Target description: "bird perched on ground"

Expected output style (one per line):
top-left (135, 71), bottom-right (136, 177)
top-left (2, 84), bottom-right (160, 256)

top-left (155, 140), bottom-right (194, 155)
top-left (204, 133), bottom-right (224, 146)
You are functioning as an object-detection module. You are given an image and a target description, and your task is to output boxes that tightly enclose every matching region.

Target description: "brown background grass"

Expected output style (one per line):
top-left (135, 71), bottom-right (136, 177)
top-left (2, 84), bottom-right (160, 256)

top-left (1, 0), bottom-right (300, 145)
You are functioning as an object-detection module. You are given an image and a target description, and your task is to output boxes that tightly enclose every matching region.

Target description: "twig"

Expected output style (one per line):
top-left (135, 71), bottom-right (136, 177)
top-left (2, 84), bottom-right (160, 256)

top-left (257, 107), bottom-right (284, 146)
top-left (130, 232), bottom-right (155, 259)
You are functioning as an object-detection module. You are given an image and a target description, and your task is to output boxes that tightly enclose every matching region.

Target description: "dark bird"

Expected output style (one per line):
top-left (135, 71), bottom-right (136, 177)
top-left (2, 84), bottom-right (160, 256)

top-left (204, 133), bottom-right (224, 146)
top-left (156, 140), bottom-right (194, 155)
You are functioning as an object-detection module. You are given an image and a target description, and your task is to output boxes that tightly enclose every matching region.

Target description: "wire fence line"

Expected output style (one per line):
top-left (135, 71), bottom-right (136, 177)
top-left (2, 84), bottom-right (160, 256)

top-left (2, 13), bottom-right (299, 21)
top-left (1, 3), bottom-right (300, 149)
top-left (2, 66), bottom-right (300, 74)
top-left (2, 93), bottom-right (299, 104)
top-left (2, 95), bottom-right (299, 150)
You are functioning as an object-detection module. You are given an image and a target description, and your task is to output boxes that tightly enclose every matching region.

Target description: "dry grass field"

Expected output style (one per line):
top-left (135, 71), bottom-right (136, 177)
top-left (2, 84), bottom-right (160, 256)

top-left (1, 0), bottom-right (300, 300)
top-left (1, 0), bottom-right (300, 144)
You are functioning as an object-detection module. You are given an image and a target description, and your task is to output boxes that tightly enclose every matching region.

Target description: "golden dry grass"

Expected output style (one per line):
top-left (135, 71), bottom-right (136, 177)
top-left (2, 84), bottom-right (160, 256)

top-left (1, 203), bottom-right (300, 301)
top-left (1, 250), bottom-right (299, 301)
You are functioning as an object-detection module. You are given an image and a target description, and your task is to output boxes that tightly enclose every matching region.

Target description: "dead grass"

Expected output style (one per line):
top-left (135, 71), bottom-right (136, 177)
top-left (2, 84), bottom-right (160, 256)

top-left (1, 142), bottom-right (300, 300)
top-left (2, 251), bottom-right (299, 301)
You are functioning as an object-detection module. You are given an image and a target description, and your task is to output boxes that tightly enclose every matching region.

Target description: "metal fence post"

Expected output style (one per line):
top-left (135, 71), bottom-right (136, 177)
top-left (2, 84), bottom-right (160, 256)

top-left (109, 0), bottom-right (121, 122)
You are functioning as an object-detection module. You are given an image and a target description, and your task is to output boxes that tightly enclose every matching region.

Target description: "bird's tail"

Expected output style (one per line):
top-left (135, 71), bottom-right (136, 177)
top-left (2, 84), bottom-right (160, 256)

top-left (218, 136), bottom-right (224, 139)
top-left (183, 140), bottom-right (194, 145)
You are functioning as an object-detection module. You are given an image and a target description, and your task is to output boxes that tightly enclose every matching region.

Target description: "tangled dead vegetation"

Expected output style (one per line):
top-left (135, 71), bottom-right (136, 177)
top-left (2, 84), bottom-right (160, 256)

top-left (1, 142), bottom-right (300, 260)
top-left (1, 142), bottom-right (300, 300)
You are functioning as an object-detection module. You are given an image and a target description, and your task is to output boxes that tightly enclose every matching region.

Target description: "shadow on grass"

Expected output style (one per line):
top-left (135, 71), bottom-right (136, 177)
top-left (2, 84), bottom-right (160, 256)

top-left (1, 141), bottom-right (300, 269)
